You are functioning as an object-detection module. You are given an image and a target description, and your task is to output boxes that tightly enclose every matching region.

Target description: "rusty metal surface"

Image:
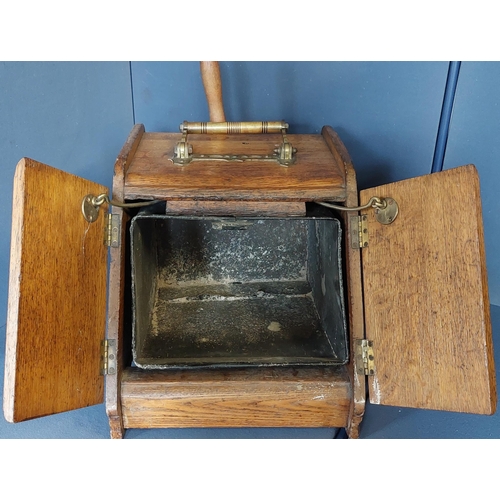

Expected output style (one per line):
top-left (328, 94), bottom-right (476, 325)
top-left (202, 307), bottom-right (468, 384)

top-left (130, 214), bottom-right (347, 368)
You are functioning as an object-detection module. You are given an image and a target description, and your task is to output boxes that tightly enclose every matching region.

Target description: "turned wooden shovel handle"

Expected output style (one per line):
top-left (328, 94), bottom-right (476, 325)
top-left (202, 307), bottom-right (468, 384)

top-left (200, 62), bottom-right (226, 122)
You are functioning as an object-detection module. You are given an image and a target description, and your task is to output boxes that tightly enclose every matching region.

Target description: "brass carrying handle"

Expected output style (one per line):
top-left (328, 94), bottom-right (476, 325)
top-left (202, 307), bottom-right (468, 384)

top-left (172, 62), bottom-right (295, 166)
top-left (180, 120), bottom-right (288, 134)
top-left (197, 62), bottom-right (288, 134)
top-left (200, 62), bottom-right (226, 122)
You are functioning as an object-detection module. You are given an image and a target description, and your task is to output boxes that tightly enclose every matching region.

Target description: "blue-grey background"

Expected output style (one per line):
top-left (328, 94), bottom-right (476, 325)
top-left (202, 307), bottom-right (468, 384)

top-left (0, 61), bottom-right (499, 438)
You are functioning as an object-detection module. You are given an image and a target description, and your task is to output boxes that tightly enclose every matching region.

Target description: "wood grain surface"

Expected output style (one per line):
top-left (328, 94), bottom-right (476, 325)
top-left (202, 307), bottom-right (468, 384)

top-left (321, 126), bottom-right (367, 437)
top-left (3, 159), bottom-right (108, 422)
top-left (105, 127), bottom-right (144, 438)
top-left (124, 132), bottom-right (346, 202)
top-left (105, 206), bottom-right (128, 439)
top-left (113, 123), bottom-right (145, 203)
top-left (121, 366), bottom-right (351, 428)
top-left (165, 200), bottom-right (306, 217)
top-left (360, 165), bottom-right (496, 413)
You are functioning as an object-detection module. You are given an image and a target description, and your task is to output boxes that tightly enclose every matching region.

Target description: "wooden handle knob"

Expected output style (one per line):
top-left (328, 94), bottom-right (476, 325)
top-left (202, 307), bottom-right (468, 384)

top-left (200, 61), bottom-right (226, 122)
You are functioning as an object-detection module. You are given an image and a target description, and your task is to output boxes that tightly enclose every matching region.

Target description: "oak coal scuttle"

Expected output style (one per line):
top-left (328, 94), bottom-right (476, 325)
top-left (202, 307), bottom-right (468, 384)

top-left (3, 63), bottom-right (496, 438)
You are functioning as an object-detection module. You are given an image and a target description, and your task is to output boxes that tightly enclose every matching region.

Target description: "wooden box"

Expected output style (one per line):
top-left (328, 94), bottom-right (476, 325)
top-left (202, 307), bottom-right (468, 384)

top-left (4, 125), bottom-right (496, 437)
top-left (3, 121), bottom-right (496, 438)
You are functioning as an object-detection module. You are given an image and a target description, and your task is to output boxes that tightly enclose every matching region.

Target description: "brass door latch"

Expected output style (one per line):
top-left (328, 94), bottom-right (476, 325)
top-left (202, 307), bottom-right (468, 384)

top-left (81, 194), bottom-right (159, 223)
top-left (317, 196), bottom-right (399, 225)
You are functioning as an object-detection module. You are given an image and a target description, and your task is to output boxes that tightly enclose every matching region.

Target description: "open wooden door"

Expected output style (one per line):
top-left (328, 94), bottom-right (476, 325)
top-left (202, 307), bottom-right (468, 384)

top-left (3, 158), bottom-right (109, 422)
top-left (360, 165), bottom-right (496, 414)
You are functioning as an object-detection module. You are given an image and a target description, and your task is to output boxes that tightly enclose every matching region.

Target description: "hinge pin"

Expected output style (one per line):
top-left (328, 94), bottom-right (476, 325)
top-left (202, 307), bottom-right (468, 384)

top-left (350, 215), bottom-right (369, 249)
top-left (100, 340), bottom-right (108, 375)
top-left (356, 339), bottom-right (375, 376)
top-left (105, 214), bottom-right (121, 248)
top-left (100, 339), bottom-right (117, 375)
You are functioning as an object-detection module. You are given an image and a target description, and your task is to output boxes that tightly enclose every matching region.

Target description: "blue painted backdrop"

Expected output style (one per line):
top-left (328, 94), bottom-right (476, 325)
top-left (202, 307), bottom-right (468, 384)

top-left (0, 61), bottom-right (499, 438)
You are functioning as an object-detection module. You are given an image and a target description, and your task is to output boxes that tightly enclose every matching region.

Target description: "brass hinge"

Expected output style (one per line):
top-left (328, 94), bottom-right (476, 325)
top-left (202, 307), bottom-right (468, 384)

top-left (105, 213), bottom-right (121, 248)
top-left (355, 339), bottom-right (375, 376)
top-left (100, 339), bottom-right (117, 375)
top-left (350, 215), bottom-right (369, 249)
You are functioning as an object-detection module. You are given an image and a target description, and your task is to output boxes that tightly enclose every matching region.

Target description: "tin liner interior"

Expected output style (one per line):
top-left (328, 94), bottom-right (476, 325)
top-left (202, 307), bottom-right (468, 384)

top-left (130, 214), bottom-right (348, 368)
